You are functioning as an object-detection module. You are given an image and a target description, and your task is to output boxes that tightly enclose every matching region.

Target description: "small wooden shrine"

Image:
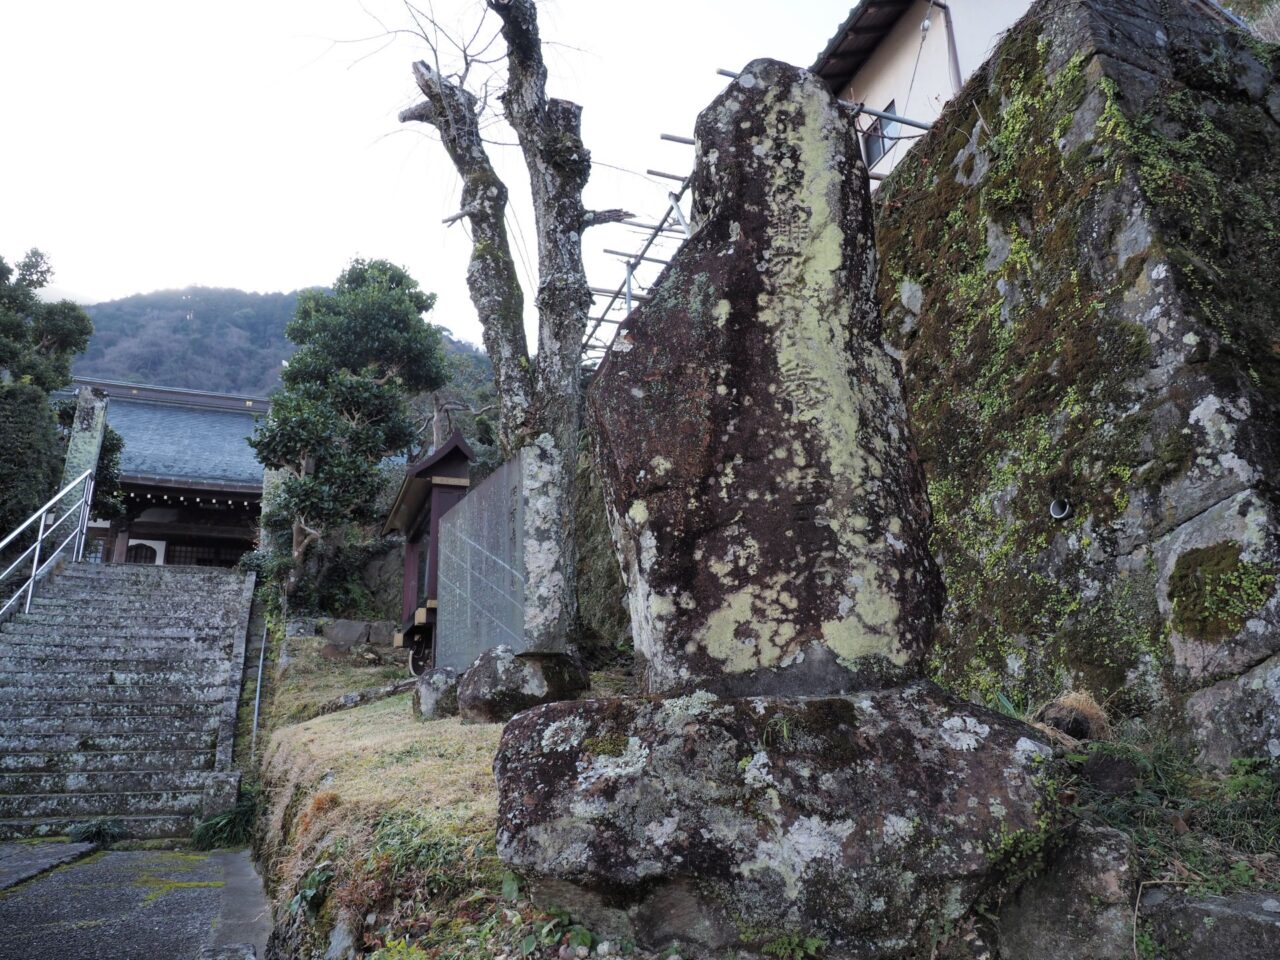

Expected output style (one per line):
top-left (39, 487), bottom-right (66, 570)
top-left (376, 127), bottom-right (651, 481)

top-left (381, 431), bottom-right (473, 673)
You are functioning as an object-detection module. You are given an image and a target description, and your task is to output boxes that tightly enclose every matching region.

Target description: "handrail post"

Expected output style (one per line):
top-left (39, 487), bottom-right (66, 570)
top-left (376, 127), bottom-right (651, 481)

top-left (75, 476), bottom-right (95, 562)
top-left (25, 513), bottom-right (46, 614)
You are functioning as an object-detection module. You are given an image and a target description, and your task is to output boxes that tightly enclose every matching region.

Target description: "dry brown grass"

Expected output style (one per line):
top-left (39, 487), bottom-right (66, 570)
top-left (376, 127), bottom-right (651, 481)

top-left (1257, 6), bottom-right (1280, 42)
top-left (270, 635), bottom-right (409, 726)
top-left (260, 693), bottom-right (502, 895)
top-left (1032, 688), bottom-right (1111, 744)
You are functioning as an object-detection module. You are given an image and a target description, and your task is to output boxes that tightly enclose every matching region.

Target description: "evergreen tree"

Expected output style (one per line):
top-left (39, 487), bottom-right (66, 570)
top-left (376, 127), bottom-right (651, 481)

top-left (249, 259), bottom-right (447, 593)
top-left (0, 250), bottom-right (94, 534)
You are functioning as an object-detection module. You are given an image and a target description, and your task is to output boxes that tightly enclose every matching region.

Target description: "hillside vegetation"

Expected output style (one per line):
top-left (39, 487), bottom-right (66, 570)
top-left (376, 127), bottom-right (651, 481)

top-left (76, 286), bottom-right (486, 396)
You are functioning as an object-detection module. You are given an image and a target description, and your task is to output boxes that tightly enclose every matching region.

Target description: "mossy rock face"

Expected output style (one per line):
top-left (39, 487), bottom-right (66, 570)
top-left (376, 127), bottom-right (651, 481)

top-left (1169, 542), bottom-right (1276, 643)
top-left (872, 0), bottom-right (1280, 741)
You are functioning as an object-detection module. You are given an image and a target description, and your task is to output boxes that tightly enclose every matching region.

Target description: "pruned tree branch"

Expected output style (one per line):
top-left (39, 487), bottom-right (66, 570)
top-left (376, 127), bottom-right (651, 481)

top-left (583, 208), bottom-right (633, 230)
top-left (402, 57), bottom-right (532, 452)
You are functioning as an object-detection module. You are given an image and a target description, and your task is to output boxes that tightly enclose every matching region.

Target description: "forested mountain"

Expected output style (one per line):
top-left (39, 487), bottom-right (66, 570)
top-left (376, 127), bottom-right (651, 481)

top-left (75, 286), bottom-right (485, 395)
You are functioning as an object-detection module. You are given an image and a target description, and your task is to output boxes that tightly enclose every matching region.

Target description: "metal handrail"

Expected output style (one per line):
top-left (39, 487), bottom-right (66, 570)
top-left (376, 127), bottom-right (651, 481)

top-left (0, 469), bottom-right (96, 619)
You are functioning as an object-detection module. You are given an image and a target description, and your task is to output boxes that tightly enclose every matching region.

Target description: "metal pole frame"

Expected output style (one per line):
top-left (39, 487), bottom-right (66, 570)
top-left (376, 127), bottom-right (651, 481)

top-left (24, 512), bottom-right (46, 615)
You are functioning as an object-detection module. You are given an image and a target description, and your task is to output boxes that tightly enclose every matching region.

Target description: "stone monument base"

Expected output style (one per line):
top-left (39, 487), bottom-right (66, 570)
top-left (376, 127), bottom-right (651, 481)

top-left (495, 682), bottom-right (1057, 958)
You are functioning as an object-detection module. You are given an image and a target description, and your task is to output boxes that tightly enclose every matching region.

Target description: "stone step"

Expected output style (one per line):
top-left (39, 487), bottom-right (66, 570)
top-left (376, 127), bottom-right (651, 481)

top-left (0, 655), bottom-right (231, 675)
top-left (0, 713), bottom-right (220, 736)
top-left (0, 729), bottom-right (215, 753)
top-left (0, 561), bottom-right (251, 839)
top-left (27, 600), bottom-right (243, 619)
top-left (48, 568), bottom-right (244, 588)
top-left (0, 700), bottom-right (217, 719)
top-left (0, 636), bottom-right (228, 657)
top-left (0, 642), bottom-right (228, 662)
top-left (12, 612), bottom-right (240, 631)
top-left (0, 622), bottom-right (211, 640)
top-left (0, 675), bottom-right (228, 697)
top-left (0, 788), bottom-right (207, 819)
top-left (0, 748), bottom-right (213, 773)
top-left (0, 768), bottom-right (216, 795)
top-left (0, 812), bottom-right (196, 840)
top-left (33, 581), bottom-right (246, 599)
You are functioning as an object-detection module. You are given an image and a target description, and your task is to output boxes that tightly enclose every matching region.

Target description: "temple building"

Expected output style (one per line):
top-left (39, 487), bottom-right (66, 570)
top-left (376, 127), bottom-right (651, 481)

top-left (70, 378), bottom-right (267, 566)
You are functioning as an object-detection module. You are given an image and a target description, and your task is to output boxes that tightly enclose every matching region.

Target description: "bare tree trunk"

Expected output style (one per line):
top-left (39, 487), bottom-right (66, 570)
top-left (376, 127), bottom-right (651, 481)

top-left (399, 0), bottom-right (626, 652)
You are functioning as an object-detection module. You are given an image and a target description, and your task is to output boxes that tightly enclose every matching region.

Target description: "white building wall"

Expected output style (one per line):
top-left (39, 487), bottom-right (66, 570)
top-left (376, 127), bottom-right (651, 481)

top-left (838, 0), bottom-right (1033, 178)
top-left (948, 0), bottom-right (1033, 77)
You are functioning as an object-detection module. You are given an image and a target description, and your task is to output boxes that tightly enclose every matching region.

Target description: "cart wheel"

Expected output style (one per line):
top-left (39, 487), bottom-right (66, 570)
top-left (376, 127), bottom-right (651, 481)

top-left (409, 639), bottom-right (431, 677)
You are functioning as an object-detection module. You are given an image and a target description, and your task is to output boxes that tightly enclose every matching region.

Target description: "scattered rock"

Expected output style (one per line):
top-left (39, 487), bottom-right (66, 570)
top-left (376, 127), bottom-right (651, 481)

top-left (284, 618), bottom-right (319, 640)
top-left (323, 917), bottom-right (357, 960)
top-left (1079, 750), bottom-right (1141, 796)
top-left (998, 824), bottom-right (1136, 960)
top-left (496, 682), bottom-right (1056, 957)
top-left (413, 668), bottom-right (460, 720)
top-left (457, 646), bottom-right (589, 724)
top-left (313, 679), bottom-right (415, 719)
top-left (1140, 888), bottom-right (1280, 959)
top-left (588, 57), bottom-right (942, 698)
top-left (320, 619), bottom-right (371, 650)
top-left (367, 621), bottom-right (396, 647)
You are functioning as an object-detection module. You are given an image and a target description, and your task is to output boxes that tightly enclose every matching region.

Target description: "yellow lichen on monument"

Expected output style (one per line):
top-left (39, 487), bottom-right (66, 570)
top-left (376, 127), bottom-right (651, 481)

top-left (701, 573), bottom-right (801, 673)
top-left (756, 79), bottom-right (905, 664)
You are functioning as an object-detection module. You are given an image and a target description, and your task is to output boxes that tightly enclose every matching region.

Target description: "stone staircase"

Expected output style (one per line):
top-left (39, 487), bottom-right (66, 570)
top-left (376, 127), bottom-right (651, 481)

top-left (0, 563), bottom-right (254, 838)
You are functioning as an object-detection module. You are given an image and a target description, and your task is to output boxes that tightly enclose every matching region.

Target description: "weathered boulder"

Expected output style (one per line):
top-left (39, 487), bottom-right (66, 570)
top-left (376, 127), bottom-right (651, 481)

top-left (319, 619), bottom-right (370, 650)
top-left (412, 667), bottom-right (460, 720)
top-left (457, 645), bottom-right (589, 724)
top-left (1139, 888), bottom-right (1280, 960)
top-left (284, 618), bottom-right (319, 640)
top-left (589, 57), bottom-right (941, 698)
top-left (367, 621), bottom-right (395, 647)
top-left (998, 825), bottom-right (1136, 960)
top-left (496, 682), bottom-right (1055, 957)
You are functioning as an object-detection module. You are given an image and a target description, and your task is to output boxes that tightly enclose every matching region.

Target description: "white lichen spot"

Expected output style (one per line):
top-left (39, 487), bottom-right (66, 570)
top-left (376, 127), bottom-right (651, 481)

top-left (940, 715), bottom-right (990, 751)
top-left (883, 814), bottom-right (915, 845)
top-left (577, 737), bottom-right (649, 788)
top-left (645, 816), bottom-right (680, 845)
top-left (1014, 736), bottom-right (1052, 764)
top-left (540, 715), bottom-right (588, 752)
top-left (742, 751), bottom-right (773, 789)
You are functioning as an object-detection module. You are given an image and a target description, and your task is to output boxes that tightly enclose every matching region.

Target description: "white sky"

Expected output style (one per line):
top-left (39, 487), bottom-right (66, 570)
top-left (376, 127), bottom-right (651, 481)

top-left (1, 0), bottom-right (854, 347)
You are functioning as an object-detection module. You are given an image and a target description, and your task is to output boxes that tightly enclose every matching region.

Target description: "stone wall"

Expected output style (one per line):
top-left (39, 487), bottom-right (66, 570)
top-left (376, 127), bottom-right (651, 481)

top-left (874, 0), bottom-right (1280, 763)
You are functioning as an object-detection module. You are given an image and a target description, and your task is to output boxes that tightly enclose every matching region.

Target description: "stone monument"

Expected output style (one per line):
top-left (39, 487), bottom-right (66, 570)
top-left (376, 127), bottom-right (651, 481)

top-left (493, 60), bottom-right (1058, 958)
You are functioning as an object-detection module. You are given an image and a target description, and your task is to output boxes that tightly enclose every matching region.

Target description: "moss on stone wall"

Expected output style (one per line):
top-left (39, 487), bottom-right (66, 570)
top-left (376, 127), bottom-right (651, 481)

top-left (874, 2), bottom-right (1280, 716)
top-left (877, 22), bottom-right (1160, 710)
top-left (1168, 542), bottom-right (1276, 642)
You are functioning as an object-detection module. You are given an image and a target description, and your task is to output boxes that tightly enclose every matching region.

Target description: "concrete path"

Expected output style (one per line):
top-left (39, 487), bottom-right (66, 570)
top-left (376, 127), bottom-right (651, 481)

top-left (0, 843), bottom-right (271, 960)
